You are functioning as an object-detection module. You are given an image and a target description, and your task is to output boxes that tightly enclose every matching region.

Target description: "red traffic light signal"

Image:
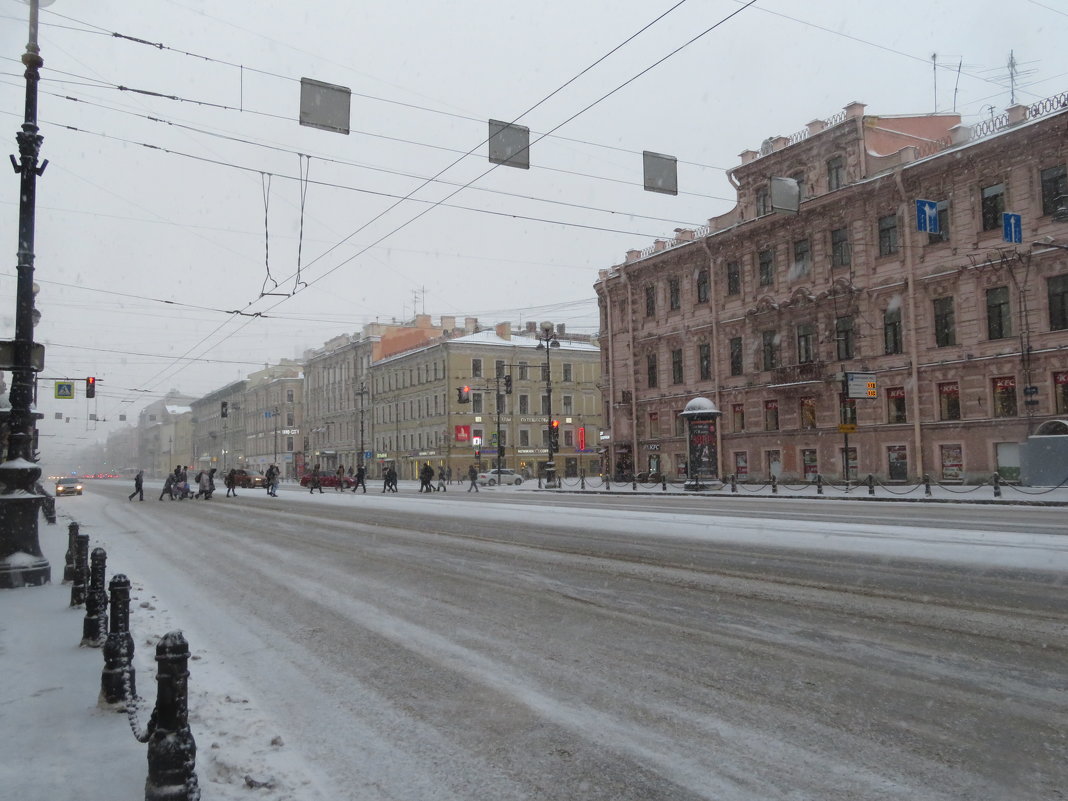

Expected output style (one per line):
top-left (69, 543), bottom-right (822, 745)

top-left (457, 386), bottom-right (471, 403)
top-left (85, 376), bottom-right (96, 398)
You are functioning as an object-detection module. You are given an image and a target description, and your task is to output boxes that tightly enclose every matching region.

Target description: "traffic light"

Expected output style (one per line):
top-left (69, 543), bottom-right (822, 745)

top-left (457, 385), bottom-right (471, 404)
top-left (85, 376), bottom-right (96, 398)
top-left (497, 445), bottom-right (505, 458)
top-left (549, 419), bottom-right (560, 451)
top-left (503, 375), bottom-right (513, 394)
top-left (221, 400), bottom-right (228, 418)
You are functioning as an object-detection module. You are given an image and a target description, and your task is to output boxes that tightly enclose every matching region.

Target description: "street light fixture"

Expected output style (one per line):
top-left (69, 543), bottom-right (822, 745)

top-left (0, 0), bottom-right (55, 588)
top-left (535, 321), bottom-right (561, 488)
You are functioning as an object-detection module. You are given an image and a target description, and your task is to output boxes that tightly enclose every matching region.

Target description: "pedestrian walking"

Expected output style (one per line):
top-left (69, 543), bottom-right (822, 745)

top-left (335, 465), bottom-right (346, 492)
top-left (265, 464), bottom-right (278, 496)
top-left (467, 464), bottom-right (479, 492)
top-left (195, 469), bottom-right (211, 499)
top-left (353, 464), bottom-right (367, 494)
top-left (128, 469), bottom-right (144, 501)
top-left (309, 463), bottom-right (324, 494)
top-left (207, 467), bottom-right (217, 499)
top-left (436, 466), bottom-right (447, 492)
top-left (225, 468), bottom-right (239, 497)
top-left (159, 472), bottom-right (175, 501)
top-left (418, 463), bottom-right (433, 493)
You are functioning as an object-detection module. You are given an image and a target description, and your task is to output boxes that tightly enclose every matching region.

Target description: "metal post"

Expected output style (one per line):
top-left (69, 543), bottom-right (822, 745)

top-left (816, 474), bottom-right (823, 495)
top-left (771, 474), bottom-right (778, 494)
top-left (82, 547), bottom-right (108, 647)
top-left (992, 472), bottom-right (1002, 498)
top-left (101, 574), bottom-right (136, 706)
top-left (0, 0), bottom-right (50, 589)
top-left (145, 631), bottom-right (199, 801)
top-left (70, 532), bottom-right (89, 607)
top-left (63, 521), bottom-right (78, 583)
top-left (867, 474), bottom-right (875, 496)
top-left (730, 473), bottom-right (737, 493)
top-left (923, 473), bottom-right (932, 497)
top-left (536, 323), bottom-right (558, 488)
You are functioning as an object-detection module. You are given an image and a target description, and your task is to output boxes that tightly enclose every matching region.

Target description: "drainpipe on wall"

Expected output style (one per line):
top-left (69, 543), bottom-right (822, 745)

top-left (699, 238), bottom-right (724, 480)
top-left (894, 167), bottom-right (925, 480)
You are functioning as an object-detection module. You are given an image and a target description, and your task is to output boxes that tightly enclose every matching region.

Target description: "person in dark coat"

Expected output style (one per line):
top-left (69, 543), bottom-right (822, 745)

top-left (128, 469), bottom-right (144, 501)
top-left (467, 464), bottom-right (479, 492)
top-left (159, 472), bottom-right (175, 501)
top-left (353, 464), bottom-right (367, 494)
top-left (309, 463), bottom-right (323, 494)
top-left (335, 465), bottom-right (346, 492)
top-left (225, 468), bottom-right (238, 497)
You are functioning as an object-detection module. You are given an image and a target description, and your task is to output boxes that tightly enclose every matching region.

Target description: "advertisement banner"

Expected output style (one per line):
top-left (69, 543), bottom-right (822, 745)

top-left (454, 425), bottom-right (471, 442)
top-left (687, 418), bottom-right (718, 480)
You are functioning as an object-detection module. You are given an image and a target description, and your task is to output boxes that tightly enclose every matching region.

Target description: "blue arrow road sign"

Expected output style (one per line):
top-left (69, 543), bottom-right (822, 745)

top-left (1003, 212), bottom-right (1022, 243)
top-left (916, 199), bottom-right (939, 233)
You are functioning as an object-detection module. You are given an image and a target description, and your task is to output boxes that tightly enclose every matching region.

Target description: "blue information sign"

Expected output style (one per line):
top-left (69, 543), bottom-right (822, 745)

top-left (1003, 212), bottom-right (1022, 243)
top-left (915, 199), bottom-right (939, 233)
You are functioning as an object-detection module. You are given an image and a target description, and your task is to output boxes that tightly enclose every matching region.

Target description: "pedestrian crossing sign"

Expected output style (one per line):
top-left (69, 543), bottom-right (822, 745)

top-left (54, 381), bottom-right (74, 399)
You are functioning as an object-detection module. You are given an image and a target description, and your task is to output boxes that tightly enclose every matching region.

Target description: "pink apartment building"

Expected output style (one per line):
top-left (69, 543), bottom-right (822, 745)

top-left (596, 97), bottom-right (1068, 484)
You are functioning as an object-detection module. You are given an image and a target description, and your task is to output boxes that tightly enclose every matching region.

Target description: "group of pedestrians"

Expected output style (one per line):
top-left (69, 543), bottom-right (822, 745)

top-left (308, 463), bottom-right (369, 494)
top-left (418, 463), bottom-right (449, 493)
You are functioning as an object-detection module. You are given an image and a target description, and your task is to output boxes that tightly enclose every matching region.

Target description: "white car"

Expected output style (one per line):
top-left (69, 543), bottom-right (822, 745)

top-left (477, 469), bottom-right (523, 486)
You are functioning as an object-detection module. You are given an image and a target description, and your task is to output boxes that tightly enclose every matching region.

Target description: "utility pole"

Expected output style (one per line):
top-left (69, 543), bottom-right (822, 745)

top-left (0, 0), bottom-right (51, 588)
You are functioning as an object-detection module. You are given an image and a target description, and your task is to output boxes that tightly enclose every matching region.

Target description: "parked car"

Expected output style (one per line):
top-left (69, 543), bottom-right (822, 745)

top-left (477, 468), bottom-right (522, 486)
top-left (299, 472), bottom-right (355, 489)
top-left (55, 477), bottom-right (84, 496)
top-left (230, 469), bottom-right (267, 489)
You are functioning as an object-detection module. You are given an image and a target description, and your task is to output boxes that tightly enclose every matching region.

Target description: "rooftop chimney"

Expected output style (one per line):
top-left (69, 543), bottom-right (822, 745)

top-left (495, 322), bottom-right (512, 340)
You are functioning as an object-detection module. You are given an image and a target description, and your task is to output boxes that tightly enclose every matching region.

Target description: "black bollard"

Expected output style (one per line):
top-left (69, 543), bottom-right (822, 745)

top-left (604, 474), bottom-right (611, 492)
top-left (771, 475), bottom-right (778, 494)
top-left (816, 474), bottom-right (823, 495)
top-left (580, 470), bottom-right (586, 490)
top-left (730, 473), bottom-right (737, 493)
top-left (82, 547), bottom-right (108, 647)
top-left (923, 474), bottom-right (932, 497)
top-left (662, 474), bottom-right (667, 492)
top-left (632, 477), bottom-right (637, 491)
top-left (145, 631), bottom-right (200, 801)
top-left (101, 574), bottom-right (136, 706)
top-left (63, 522), bottom-right (78, 584)
top-left (992, 472), bottom-right (1002, 498)
top-left (867, 474), bottom-right (875, 496)
top-left (70, 532), bottom-right (90, 607)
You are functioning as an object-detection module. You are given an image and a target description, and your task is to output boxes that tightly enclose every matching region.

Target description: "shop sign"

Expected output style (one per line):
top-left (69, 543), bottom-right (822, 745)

top-left (455, 425), bottom-right (471, 442)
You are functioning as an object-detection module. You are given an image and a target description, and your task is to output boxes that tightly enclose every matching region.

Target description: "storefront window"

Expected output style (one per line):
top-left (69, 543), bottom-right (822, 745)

top-left (992, 376), bottom-right (1018, 417)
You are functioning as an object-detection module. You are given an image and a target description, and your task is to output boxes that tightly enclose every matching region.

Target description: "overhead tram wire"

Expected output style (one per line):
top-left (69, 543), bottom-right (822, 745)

top-left (0, 83), bottom-right (731, 215)
top-left (105, 1), bottom-right (713, 394)
top-left (38, 4), bottom-right (729, 174)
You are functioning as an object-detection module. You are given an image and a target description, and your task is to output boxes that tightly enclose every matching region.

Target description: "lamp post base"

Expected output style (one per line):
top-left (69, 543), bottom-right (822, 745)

top-left (0, 460), bottom-right (51, 588)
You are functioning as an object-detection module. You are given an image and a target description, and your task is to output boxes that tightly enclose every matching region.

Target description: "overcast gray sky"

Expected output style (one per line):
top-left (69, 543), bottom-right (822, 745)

top-left (1, 0), bottom-right (1062, 456)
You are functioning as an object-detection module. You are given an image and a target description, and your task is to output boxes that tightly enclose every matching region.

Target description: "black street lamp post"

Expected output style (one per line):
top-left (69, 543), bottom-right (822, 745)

top-left (535, 321), bottom-right (560, 488)
top-left (355, 383), bottom-right (368, 470)
top-left (0, 0), bottom-right (52, 588)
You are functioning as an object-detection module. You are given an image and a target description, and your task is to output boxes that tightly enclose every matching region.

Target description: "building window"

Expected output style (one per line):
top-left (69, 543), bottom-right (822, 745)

top-left (758, 248), bottom-right (774, 286)
top-left (729, 336), bottom-right (743, 376)
top-left (726, 261), bottom-right (741, 295)
top-left (1056, 372), bottom-right (1068, 414)
top-left (286, 411), bottom-right (295, 426)
top-left (796, 322), bottom-right (815, 364)
top-left (830, 227), bottom-right (851, 268)
top-left (986, 286), bottom-right (1012, 340)
top-left (835, 315), bottom-right (855, 360)
top-left (471, 358), bottom-right (483, 378)
top-left (764, 399), bottom-right (779, 431)
top-left (732, 403), bottom-right (745, 432)
top-left (827, 156), bottom-right (844, 191)
top-left (993, 376), bottom-right (1018, 417)
top-left (761, 330), bottom-right (779, 371)
top-left (472, 393), bottom-right (484, 414)
top-left (644, 284), bottom-right (656, 317)
top-left (792, 238), bottom-right (810, 278)
top-left (1049, 274), bottom-right (1068, 330)
top-left (878, 213), bottom-right (899, 256)
top-left (286, 389), bottom-right (295, 403)
top-left (928, 200), bottom-right (950, 244)
top-left (519, 429), bottom-right (530, 447)
top-left (840, 395), bottom-right (857, 425)
top-left (800, 396), bottom-right (817, 429)
top-left (696, 268), bottom-right (710, 303)
top-left (981, 183), bottom-right (1005, 231)
top-left (647, 353), bottom-right (658, 388)
top-left (563, 429), bottom-right (573, 447)
top-left (668, 278), bottom-right (680, 311)
top-left (674, 413), bottom-right (685, 438)
top-left (698, 343), bottom-right (711, 381)
top-left (540, 394), bottom-right (550, 415)
top-left (563, 363), bottom-right (573, 382)
top-left (671, 349), bottom-right (683, 384)
top-left (756, 185), bottom-right (771, 216)
top-left (938, 381), bottom-right (961, 420)
top-left (518, 361), bottom-right (529, 380)
top-left (286, 436), bottom-right (294, 451)
top-left (887, 387), bottom-right (907, 423)
top-left (934, 297), bottom-right (956, 346)
top-left (884, 305), bottom-right (903, 355)
top-left (1041, 165), bottom-right (1068, 216)
top-left (519, 394), bottom-right (529, 414)
top-left (495, 360), bottom-right (505, 378)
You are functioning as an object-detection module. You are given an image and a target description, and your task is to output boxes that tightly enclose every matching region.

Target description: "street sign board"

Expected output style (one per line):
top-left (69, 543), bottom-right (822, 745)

top-left (1003, 212), bottom-right (1022, 243)
top-left (472, 435), bottom-right (482, 448)
top-left (845, 371), bottom-right (877, 399)
top-left (54, 381), bottom-right (74, 399)
top-left (915, 199), bottom-right (939, 233)
top-left (837, 423), bottom-right (857, 434)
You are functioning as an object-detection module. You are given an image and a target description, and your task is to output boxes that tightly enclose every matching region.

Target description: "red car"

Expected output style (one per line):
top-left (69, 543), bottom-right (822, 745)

top-left (299, 472), bottom-right (355, 489)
